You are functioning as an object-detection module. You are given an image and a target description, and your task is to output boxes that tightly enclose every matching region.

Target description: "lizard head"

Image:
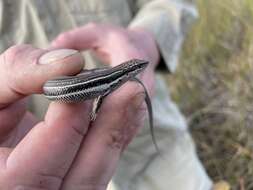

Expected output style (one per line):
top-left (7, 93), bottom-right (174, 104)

top-left (120, 59), bottom-right (149, 77)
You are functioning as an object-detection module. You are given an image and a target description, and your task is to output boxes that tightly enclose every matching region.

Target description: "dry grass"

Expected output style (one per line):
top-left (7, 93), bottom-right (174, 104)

top-left (167, 0), bottom-right (253, 189)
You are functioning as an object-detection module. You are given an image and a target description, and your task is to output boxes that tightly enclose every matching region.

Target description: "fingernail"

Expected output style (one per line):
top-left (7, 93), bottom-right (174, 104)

top-left (39, 49), bottom-right (78, 64)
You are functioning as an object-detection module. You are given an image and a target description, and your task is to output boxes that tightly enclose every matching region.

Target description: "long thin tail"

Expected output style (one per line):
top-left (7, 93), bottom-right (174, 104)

top-left (131, 77), bottom-right (160, 153)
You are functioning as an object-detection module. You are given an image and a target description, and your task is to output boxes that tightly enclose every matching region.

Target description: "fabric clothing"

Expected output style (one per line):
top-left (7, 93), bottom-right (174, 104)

top-left (0, 0), bottom-right (212, 189)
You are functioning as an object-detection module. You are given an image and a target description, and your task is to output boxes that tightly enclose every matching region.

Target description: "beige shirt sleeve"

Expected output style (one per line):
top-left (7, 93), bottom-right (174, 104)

top-left (129, 0), bottom-right (198, 72)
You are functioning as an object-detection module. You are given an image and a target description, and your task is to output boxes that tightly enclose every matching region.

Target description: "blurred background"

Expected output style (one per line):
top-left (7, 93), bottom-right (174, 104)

top-left (166, 0), bottom-right (253, 189)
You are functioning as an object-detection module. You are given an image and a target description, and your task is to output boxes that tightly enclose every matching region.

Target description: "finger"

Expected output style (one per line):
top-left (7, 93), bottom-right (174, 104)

top-left (0, 45), bottom-right (84, 106)
top-left (4, 100), bottom-right (92, 189)
top-left (0, 99), bottom-right (27, 145)
top-left (2, 111), bottom-right (39, 147)
top-left (52, 22), bottom-right (100, 50)
top-left (2, 46), bottom-right (89, 187)
top-left (61, 83), bottom-right (147, 189)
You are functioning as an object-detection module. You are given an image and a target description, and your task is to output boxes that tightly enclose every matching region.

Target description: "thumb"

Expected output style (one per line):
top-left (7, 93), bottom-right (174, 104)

top-left (0, 45), bottom-right (84, 106)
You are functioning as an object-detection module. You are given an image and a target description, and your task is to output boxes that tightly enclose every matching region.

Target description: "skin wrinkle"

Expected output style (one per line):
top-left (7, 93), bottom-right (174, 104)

top-left (0, 53), bottom-right (22, 104)
top-left (0, 53), bottom-right (24, 104)
top-left (6, 82), bottom-right (26, 100)
top-left (9, 53), bottom-right (42, 95)
top-left (35, 171), bottom-right (64, 186)
top-left (5, 46), bottom-right (36, 76)
top-left (14, 185), bottom-right (50, 190)
top-left (106, 124), bottom-right (129, 150)
top-left (2, 46), bottom-right (34, 100)
top-left (104, 90), bottom-right (146, 151)
top-left (42, 119), bottom-right (85, 144)
top-left (3, 169), bottom-right (62, 190)
top-left (44, 101), bottom-right (91, 136)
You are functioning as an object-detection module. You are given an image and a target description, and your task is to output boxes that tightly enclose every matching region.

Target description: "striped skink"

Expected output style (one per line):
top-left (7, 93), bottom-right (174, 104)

top-left (43, 59), bottom-right (158, 151)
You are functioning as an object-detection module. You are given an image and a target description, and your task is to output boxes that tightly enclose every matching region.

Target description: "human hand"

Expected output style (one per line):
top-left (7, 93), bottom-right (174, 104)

top-left (0, 45), bottom-right (147, 189)
top-left (52, 23), bottom-right (160, 96)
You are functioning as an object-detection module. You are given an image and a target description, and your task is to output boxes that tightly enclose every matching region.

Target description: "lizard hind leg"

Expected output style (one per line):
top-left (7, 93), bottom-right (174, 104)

top-left (90, 90), bottom-right (111, 121)
top-left (90, 95), bottom-right (104, 121)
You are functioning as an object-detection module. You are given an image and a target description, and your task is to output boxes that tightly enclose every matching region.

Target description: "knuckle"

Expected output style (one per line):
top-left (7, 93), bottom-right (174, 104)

top-left (2, 45), bottom-right (40, 96)
top-left (105, 107), bottom-right (142, 150)
top-left (5, 45), bottom-right (23, 59)
top-left (0, 45), bottom-right (37, 99)
top-left (4, 44), bottom-right (33, 63)
top-left (55, 32), bottom-right (71, 43)
top-left (106, 126), bottom-right (129, 150)
top-left (106, 119), bottom-right (140, 150)
top-left (124, 86), bottom-right (145, 107)
top-left (108, 30), bottom-right (124, 40)
top-left (110, 85), bottom-right (145, 113)
top-left (7, 67), bottom-right (25, 95)
top-left (104, 26), bottom-right (127, 40)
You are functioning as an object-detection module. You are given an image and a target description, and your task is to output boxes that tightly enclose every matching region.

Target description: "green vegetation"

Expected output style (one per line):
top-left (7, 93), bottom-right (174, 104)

top-left (167, 0), bottom-right (253, 189)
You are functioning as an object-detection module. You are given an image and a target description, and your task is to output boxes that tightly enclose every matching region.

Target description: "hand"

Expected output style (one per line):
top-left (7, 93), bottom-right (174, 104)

top-left (52, 23), bottom-right (160, 96)
top-left (0, 45), bottom-right (148, 189)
